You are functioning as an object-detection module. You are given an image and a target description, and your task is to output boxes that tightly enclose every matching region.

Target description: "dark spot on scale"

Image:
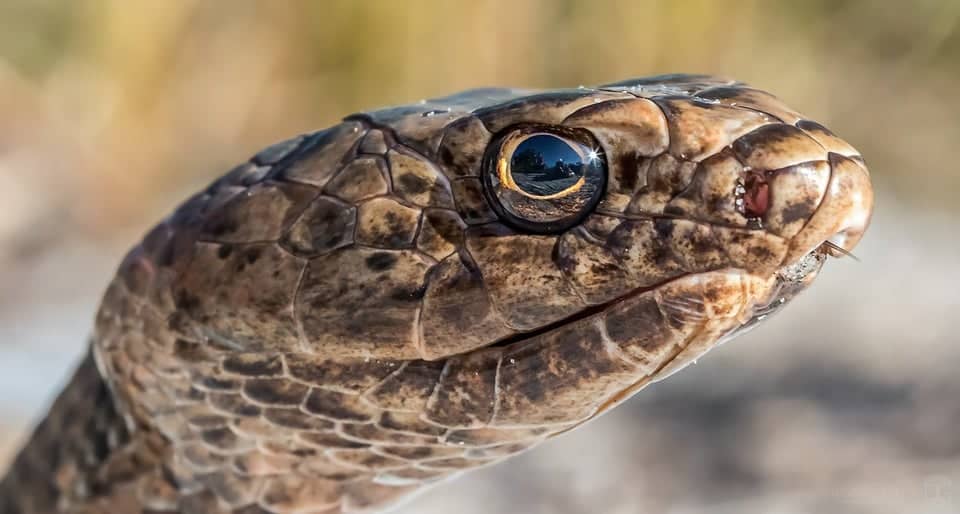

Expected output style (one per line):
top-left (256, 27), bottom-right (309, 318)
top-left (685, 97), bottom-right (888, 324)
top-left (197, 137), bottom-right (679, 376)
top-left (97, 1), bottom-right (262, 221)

top-left (200, 376), bottom-right (238, 391)
top-left (554, 333), bottom-right (586, 364)
top-left (439, 145), bottom-right (455, 166)
top-left (733, 124), bottom-right (801, 161)
top-left (411, 283), bottom-right (428, 300)
top-left (702, 286), bottom-right (723, 303)
top-left (175, 290), bottom-right (201, 312)
top-left (173, 339), bottom-right (207, 360)
top-left (550, 240), bottom-right (564, 264)
top-left (425, 211), bottom-right (464, 245)
top-left (605, 224), bottom-right (631, 252)
top-left (585, 352), bottom-right (616, 376)
top-left (366, 252), bottom-right (397, 271)
top-left (617, 152), bottom-right (643, 192)
top-left (749, 244), bottom-right (775, 261)
top-left (319, 207), bottom-right (339, 224)
top-left (781, 199), bottom-right (816, 225)
top-left (697, 86), bottom-right (741, 100)
top-left (217, 244), bottom-right (233, 259)
top-left (691, 232), bottom-right (715, 254)
top-left (404, 447), bottom-right (435, 459)
top-left (243, 379), bottom-right (306, 406)
top-left (234, 403), bottom-right (262, 417)
top-left (384, 211), bottom-right (400, 227)
top-left (552, 244), bottom-right (576, 274)
top-left (389, 285), bottom-right (426, 302)
top-left (222, 354), bottom-right (283, 376)
top-left (398, 173), bottom-right (430, 194)
top-left (654, 218), bottom-right (674, 239)
top-left (244, 247), bottom-right (262, 264)
top-left (156, 240), bottom-right (177, 267)
top-left (303, 390), bottom-right (370, 422)
top-left (796, 119), bottom-right (834, 135)
top-left (651, 240), bottom-right (676, 268)
top-left (206, 218), bottom-right (238, 238)
top-left (606, 296), bottom-right (666, 346)
top-left (590, 261), bottom-right (618, 275)
top-left (518, 372), bottom-right (546, 403)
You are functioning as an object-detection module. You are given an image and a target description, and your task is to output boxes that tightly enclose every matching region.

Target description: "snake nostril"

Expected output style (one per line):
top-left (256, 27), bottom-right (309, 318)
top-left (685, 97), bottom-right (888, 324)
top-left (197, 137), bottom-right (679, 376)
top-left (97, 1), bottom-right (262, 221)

top-left (739, 171), bottom-right (770, 219)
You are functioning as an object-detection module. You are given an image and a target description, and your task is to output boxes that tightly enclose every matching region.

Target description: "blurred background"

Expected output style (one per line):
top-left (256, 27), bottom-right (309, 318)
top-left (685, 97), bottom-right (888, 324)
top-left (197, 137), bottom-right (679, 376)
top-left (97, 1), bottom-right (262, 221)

top-left (1, 0), bottom-right (958, 512)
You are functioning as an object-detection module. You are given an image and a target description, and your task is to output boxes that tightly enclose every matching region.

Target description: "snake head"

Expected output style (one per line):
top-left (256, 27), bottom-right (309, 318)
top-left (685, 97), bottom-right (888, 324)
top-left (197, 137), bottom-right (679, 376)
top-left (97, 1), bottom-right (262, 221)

top-left (119, 75), bottom-right (869, 417)
top-left (92, 75), bottom-right (873, 511)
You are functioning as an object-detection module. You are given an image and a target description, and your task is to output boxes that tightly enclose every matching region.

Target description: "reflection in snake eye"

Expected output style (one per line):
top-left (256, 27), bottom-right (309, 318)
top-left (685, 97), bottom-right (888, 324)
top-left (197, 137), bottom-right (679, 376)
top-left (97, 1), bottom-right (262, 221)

top-left (483, 125), bottom-right (607, 233)
top-left (510, 134), bottom-right (586, 197)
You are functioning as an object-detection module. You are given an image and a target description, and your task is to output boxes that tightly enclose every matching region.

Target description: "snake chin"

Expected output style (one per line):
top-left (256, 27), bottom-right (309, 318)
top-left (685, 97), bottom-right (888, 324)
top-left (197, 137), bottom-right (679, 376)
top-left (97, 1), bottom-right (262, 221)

top-left (735, 246), bottom-right (828, 335)
top-left (778, 246), bottom-right (827, 283)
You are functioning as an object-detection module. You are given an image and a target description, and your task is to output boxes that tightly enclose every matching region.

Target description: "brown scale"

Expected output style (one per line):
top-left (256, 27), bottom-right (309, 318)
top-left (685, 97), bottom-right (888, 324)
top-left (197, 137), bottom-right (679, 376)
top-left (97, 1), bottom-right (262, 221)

top-left (295, 247), bottom-right (433, 359)
top-left (281, 195), bottom-right (357, 257)
top-left (323, 157), bottom-right (390, 203)
top-left (354, 198), bottom-right (421, 248)
top-left (387, 149), bottom-right (455, 209)
top-left (0, 75), bottom-right (874, 513)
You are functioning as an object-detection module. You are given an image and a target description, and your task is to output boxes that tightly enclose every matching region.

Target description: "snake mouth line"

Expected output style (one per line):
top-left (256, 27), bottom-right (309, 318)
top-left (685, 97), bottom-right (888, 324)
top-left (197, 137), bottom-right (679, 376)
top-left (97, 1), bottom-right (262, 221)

top-left (479, 272), bottom-right (695, 351)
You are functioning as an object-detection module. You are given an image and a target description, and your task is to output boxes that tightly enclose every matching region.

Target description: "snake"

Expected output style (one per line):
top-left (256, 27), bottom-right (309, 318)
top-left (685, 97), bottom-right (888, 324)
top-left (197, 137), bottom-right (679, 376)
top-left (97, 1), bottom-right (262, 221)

top-left (0, 74), bottom-right (874, 514)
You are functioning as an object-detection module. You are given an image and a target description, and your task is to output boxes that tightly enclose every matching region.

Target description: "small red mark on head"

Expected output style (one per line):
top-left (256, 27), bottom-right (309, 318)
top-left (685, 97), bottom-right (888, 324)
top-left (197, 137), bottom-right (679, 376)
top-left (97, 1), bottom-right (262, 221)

top-left (743, 172), bottom-right (769, 218)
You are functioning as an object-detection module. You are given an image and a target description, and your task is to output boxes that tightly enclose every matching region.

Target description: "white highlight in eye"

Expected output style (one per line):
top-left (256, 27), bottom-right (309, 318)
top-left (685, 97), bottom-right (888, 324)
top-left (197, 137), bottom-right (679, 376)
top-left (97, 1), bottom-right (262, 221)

top-left (587, 149), bottom-right (600, 162)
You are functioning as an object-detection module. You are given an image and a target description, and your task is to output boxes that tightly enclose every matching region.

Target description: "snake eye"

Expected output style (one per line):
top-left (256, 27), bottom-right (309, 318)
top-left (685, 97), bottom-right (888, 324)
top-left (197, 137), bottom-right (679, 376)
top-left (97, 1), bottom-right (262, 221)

top-left (482, 125), bottom-right (607, 233)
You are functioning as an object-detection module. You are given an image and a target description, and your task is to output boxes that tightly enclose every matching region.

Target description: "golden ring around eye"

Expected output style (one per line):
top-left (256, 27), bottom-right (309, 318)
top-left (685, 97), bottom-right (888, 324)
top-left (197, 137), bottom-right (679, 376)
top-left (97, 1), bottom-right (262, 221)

top-left (482, 125), bottom-right (607, 233)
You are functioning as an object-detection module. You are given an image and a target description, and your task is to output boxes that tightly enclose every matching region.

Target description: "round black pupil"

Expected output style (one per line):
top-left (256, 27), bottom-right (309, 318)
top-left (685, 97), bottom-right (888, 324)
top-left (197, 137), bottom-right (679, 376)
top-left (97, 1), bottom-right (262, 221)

top-left (510, 134), bottom-right (584, 196)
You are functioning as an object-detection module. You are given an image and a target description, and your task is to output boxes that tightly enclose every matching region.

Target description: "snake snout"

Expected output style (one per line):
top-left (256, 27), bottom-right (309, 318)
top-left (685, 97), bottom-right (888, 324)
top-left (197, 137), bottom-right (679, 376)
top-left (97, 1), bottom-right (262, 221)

top-left (782, 152), bottom-right (874, 264)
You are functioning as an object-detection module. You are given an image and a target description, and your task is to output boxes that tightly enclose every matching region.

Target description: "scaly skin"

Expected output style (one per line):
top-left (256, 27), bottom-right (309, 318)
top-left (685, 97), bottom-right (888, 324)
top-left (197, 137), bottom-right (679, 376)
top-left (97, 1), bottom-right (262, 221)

top-left (0, 74), bottom-right (873, 514)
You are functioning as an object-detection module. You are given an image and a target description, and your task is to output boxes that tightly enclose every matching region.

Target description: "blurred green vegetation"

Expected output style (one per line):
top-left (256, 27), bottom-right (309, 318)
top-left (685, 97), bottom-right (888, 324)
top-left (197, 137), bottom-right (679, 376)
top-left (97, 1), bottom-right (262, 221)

top-left (0, 0), bottom-right (958, 239)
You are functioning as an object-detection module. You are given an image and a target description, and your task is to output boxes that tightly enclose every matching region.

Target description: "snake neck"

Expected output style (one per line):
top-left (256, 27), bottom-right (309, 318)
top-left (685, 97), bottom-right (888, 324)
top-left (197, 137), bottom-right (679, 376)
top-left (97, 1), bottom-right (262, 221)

top-left (0, 349), bottom-right (157, 514)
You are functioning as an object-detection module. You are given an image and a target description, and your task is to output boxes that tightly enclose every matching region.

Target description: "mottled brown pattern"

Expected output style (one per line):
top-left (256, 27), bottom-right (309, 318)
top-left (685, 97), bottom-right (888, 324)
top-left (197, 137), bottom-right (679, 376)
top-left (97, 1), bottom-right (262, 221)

top-left (323, 157), bottom-right (391, 203)
top-left (0, 74), bottom-right (874, 514)
top-left (282, 196), bottom-right (357, 257)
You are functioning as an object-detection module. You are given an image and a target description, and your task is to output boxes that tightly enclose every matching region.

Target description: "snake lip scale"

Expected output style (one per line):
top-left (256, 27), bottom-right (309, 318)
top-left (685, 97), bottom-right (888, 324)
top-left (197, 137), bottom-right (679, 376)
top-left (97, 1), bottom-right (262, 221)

top-left (0, 74), bottom-right (873, 514)
top-left (482, 272), bottom-right (686, 350)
